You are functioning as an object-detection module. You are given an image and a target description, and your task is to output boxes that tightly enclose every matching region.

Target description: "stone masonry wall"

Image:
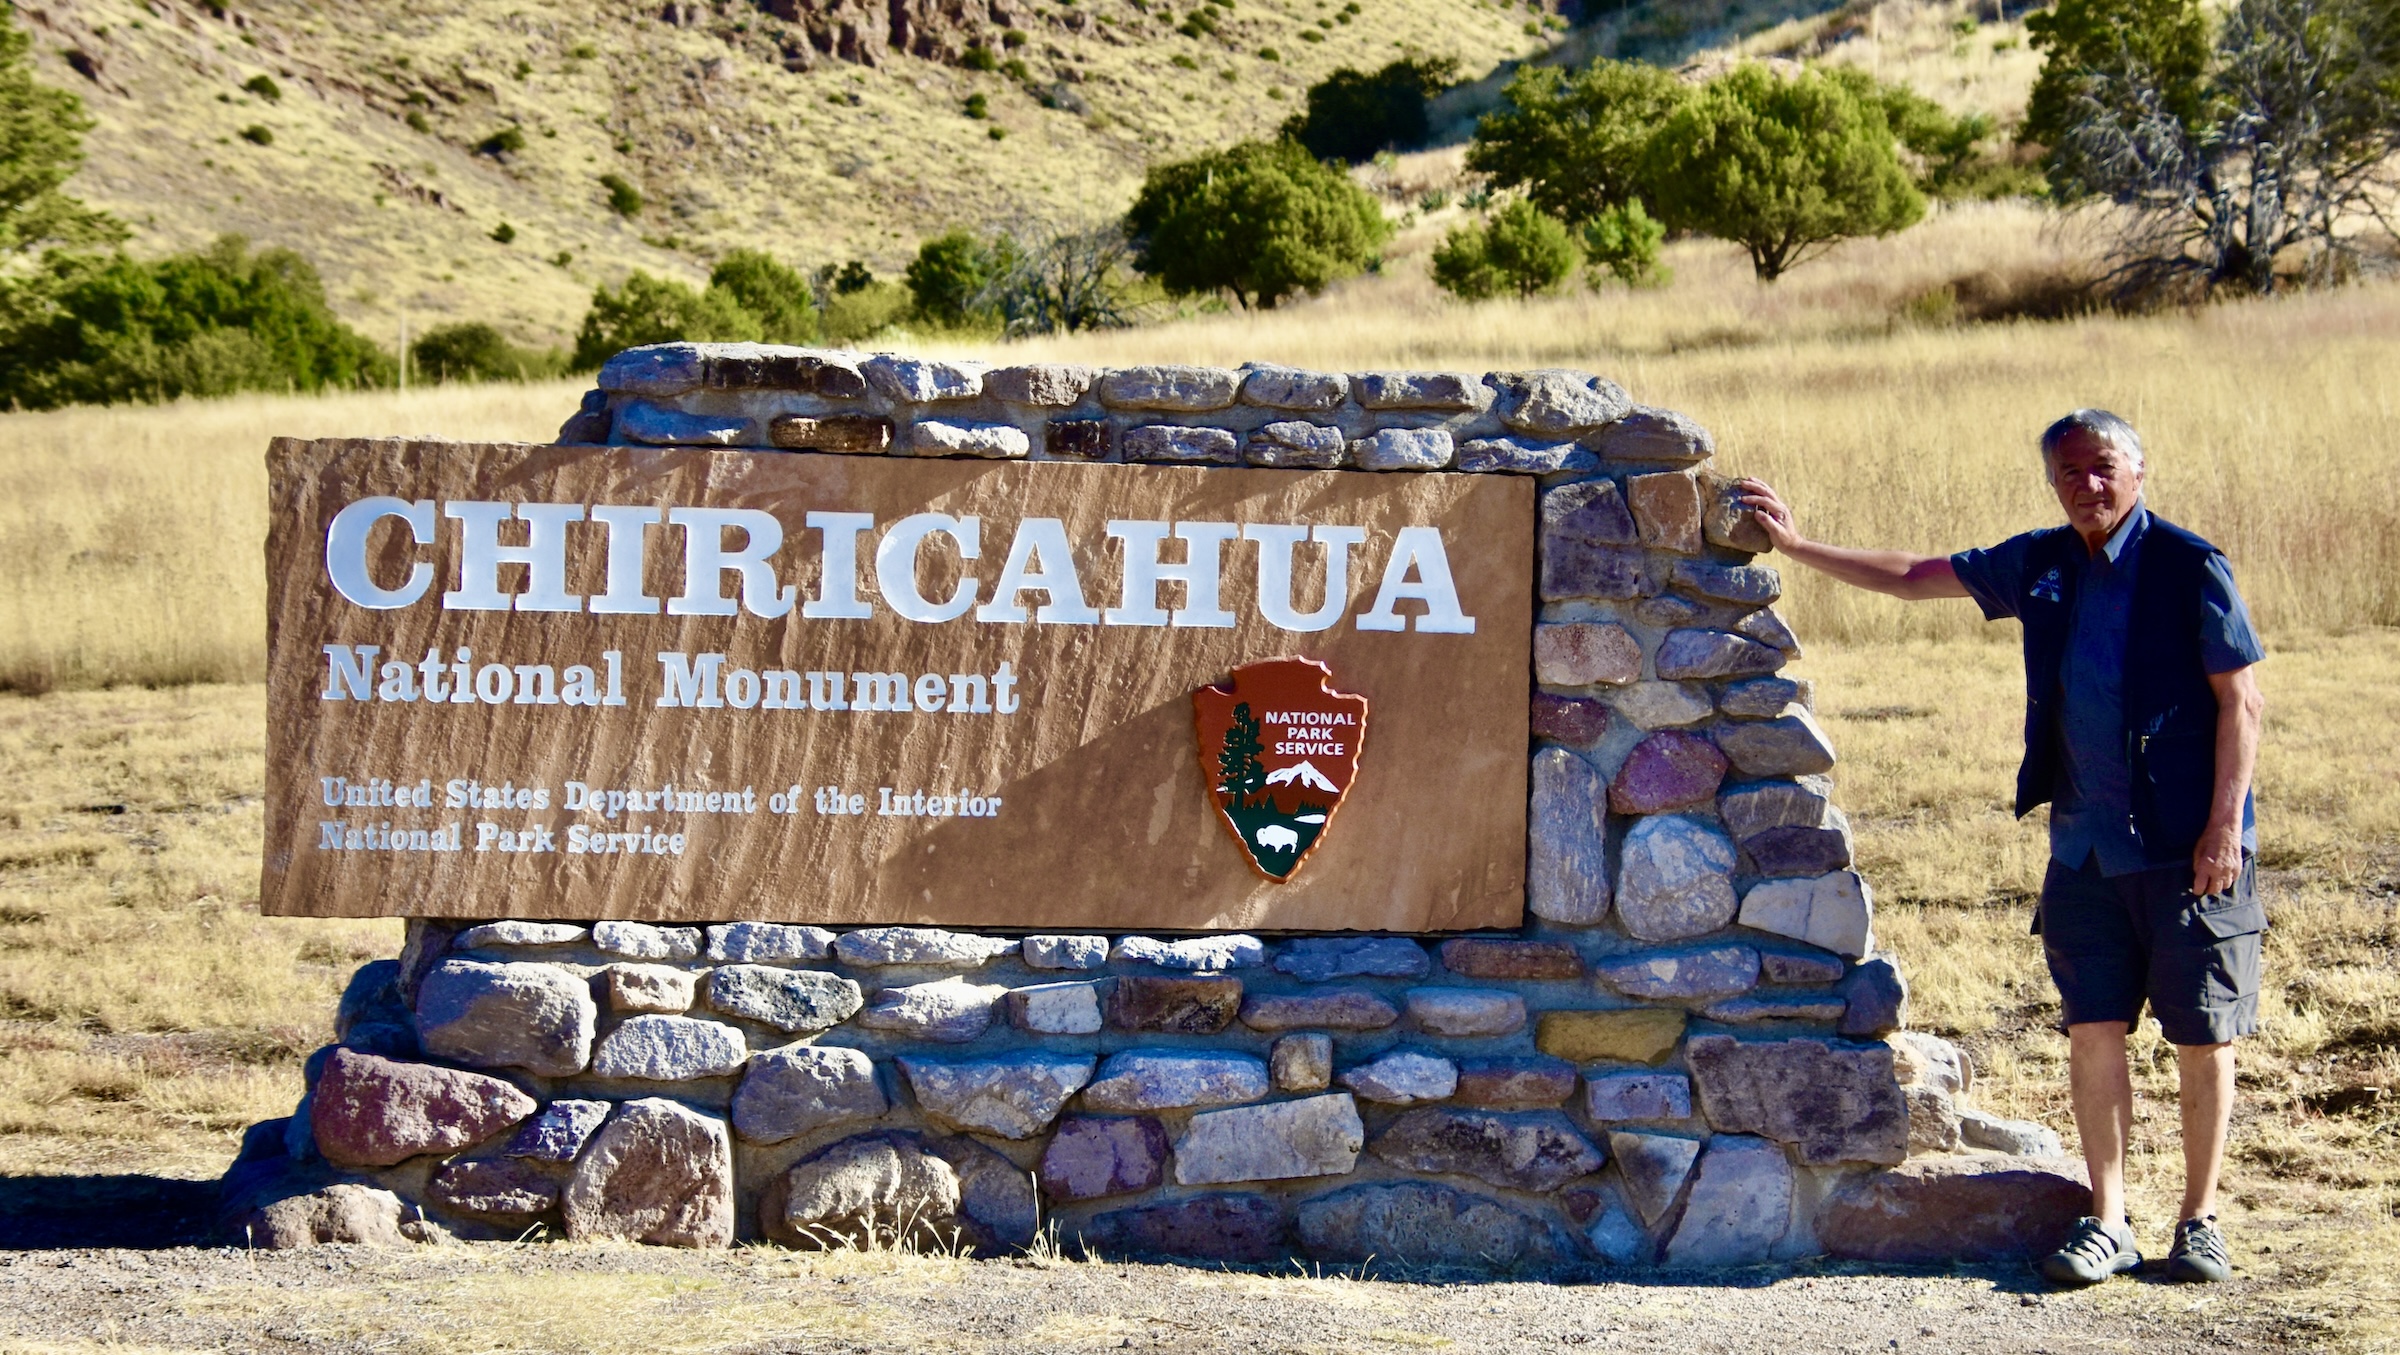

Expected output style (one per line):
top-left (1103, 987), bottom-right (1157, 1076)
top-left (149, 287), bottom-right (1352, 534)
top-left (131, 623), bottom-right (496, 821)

top-left (222, 346), bottom-right (2089, 1273)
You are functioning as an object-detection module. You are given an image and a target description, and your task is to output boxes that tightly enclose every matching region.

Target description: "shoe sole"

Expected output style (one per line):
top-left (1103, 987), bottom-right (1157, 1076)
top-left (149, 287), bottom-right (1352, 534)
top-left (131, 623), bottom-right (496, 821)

top-left (2039, 1252), bottom-right (2143, 1286)
top-left (2165, 1259), bottom-right (2229, 1283)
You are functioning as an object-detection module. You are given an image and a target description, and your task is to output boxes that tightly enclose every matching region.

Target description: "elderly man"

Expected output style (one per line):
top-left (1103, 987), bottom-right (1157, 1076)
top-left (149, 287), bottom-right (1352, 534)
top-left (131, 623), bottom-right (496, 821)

top-left (1738, 410), bottom-right (2265, 1287)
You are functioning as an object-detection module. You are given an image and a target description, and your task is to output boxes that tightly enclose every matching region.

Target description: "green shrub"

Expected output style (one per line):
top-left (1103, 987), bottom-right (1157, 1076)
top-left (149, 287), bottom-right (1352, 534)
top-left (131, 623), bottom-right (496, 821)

top-left (1580, 198), bottom-right (1667, 288)
top-left (238, 124), bottom-right (272, 145)
top-left (819, 280), bottom-right (911, 345)
top-left (963, 92), bottom-right (990, 119)
top-left (409, 321), bottom-right (565, 383)
top-left (489, 222), bottom-right (515, 244)
top-left (1002, 28), bottom-right (1029, 47)
top-left (570, 270), bottom-right (760, 370)
top-left (1126, 138), bottom-right (1390, 308)
top-left (708, 248), bottom-right (818, 344)
top-left (479, 125), bottom-right (526, 155)
top-left (0, 236), bottom-right (391, 409)
top-left (405, 109), bottom-right (430, 133)
top-left (599, 173), bottom-right (643, 216)
top-left (241, 73), bottom-right (280, 101)
top-left (1282, 57), bottom-right (1455, 164)
top-left (962, 44), bottom-right (999, 71)
top-left (1431, 199), bottom-right (1579, 299)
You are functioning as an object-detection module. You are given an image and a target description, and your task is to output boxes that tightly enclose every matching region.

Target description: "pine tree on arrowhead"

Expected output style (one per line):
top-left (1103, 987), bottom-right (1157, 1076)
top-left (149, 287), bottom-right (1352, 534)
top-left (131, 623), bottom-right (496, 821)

top-left (1217, 704), bottom-right (1268, 804)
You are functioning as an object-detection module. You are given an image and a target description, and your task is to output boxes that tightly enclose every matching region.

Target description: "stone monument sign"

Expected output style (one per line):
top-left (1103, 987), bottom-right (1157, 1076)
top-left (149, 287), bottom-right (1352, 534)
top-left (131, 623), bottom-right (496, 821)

top-left (263, 440), bottom-right (1532, 931)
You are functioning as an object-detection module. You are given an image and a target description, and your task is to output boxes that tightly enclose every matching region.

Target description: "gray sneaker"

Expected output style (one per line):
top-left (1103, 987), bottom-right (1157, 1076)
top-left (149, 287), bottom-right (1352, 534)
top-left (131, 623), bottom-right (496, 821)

top-left (2039, 1216), bottom-right (2143, 1286)
top-left (2165, 1216), bottom-right (2231, 1283)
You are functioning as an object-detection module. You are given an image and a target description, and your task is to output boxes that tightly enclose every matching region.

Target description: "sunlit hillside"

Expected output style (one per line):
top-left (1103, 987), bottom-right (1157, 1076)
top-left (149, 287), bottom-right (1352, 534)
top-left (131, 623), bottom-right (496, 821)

top-left (21, 0), bottom-right (1560, 347)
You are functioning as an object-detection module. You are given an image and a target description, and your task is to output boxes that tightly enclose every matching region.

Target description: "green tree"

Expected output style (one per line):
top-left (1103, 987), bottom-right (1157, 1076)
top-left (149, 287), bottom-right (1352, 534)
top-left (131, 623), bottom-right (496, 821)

top-left (1431, 199), bottom-right (1579, 300)
top-left (2027, 0), bottom-right (2400, 294)
top-left (0, 236), bottom-right (389, 408)
top-left (2022, 0), bottom-right (2212, 164)
top-left (1643, 63), bottom-right (1924, 282)
top-left (1216, 703), bottom-right (1268, 802)
top-left (708, 248), bottom-right (818, 344)
top-left (1281, 56), bottom-right (1458, 164)
top-left (570, 271), bottom-right (760, 370)
top-left (904, 229), bottom-right (1018, 329)
top-left (1464, 60), bottom-right (1690, 225)
top-left (1125, 139), bottom-right (1389, 309)
top-left (0, 4), bottom-right (124, 265)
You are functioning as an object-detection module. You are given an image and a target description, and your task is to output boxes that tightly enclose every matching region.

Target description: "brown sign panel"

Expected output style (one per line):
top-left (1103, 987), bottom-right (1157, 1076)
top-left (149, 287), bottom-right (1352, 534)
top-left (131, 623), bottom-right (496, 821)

top-left (263, 438), bottom-right (1533, 932)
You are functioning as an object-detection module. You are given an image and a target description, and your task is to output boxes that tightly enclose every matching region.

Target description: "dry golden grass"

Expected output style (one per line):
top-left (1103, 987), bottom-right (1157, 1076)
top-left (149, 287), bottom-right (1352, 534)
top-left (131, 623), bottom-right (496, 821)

top-left (0, 684), bottom-right (395, 1177)
top-left (0, 381), bottom-right (580, 692)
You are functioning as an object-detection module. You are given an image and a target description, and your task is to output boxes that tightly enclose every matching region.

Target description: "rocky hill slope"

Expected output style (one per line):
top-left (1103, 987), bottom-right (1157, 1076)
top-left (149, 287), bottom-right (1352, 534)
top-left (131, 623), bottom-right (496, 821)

top-left (20, 0), bottom-right (1559, 344)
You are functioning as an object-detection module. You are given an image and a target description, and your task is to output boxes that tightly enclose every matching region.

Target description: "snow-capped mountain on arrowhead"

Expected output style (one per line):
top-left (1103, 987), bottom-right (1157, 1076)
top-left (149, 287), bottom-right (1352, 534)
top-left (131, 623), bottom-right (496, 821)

top-left (1264, 761), bottom-right (1340, 794)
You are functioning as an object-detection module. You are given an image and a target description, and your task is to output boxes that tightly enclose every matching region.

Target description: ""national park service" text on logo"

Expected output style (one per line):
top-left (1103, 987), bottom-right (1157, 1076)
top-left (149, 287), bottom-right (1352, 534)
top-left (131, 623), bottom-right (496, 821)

top-left (1192, 657), bottom-right (1368, 881)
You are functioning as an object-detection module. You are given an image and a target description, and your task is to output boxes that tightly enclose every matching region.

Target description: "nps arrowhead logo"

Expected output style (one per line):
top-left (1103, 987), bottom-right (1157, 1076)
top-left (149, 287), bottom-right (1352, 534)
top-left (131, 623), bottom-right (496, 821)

top-left (1192, 657), bottom-right (1369, 882)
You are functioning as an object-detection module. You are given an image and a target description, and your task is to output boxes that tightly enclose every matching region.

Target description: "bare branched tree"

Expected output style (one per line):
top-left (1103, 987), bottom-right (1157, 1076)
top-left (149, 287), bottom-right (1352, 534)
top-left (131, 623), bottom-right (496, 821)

top-left (976, 224), bottom-right (1139, 336)
top-left (2038, 0), bottom-right (2400, 298)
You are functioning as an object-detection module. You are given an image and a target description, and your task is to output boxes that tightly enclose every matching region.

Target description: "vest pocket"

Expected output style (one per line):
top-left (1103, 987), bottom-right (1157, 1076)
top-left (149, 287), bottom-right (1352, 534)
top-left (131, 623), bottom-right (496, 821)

top-left (2132, 729), bottom-right (2216, 851)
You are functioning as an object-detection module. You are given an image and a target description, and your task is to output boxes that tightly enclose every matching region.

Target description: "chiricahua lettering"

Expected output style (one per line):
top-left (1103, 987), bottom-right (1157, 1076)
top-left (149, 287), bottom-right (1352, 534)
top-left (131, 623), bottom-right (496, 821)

top-left (320, 499), bottom-right (1477, 635)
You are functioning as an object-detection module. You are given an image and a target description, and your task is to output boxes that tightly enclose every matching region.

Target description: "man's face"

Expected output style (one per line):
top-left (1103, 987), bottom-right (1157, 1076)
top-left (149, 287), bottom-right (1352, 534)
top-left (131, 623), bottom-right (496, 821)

top-left (2047, 428), bottom-right (2145, 542)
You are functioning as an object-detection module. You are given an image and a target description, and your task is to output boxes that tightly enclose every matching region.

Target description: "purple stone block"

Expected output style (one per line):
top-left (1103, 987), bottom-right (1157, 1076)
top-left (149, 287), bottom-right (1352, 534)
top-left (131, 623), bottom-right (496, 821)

top-left (1540, 480), bottom-right (1637, 547)
top-left (1038, 1115), bottom-right (1171, 1202)
top-left (1744, 824), bottom-right (1855, 876)
top-left (1531, 692), bottom-right (1611, 746)
top-left (1609, 730), bottom-right (1729, 814)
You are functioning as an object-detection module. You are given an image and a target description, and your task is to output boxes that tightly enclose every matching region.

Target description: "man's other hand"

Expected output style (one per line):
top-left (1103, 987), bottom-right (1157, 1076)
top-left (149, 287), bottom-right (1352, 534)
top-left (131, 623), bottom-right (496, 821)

top-left (2192, 819), bottom-right (2244, 897)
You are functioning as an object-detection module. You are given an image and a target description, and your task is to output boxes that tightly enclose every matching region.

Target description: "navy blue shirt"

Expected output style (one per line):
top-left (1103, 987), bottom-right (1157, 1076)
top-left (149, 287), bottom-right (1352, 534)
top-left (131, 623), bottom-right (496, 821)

top-left (1951, 503), bottom-right (2265, 876)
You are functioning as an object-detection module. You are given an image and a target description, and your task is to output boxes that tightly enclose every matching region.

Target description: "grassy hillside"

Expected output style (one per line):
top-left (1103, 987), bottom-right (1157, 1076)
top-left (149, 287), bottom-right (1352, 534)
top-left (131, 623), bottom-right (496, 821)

top-left (20, 0), bottom-right (1558, 347)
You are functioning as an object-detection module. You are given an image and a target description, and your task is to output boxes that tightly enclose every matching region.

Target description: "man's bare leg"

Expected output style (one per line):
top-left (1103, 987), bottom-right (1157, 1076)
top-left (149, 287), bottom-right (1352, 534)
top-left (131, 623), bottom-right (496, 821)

top-left (2177, 1041), bottom-right (2236, 1221)
top-left (2069, 1021), bottom-right (2136, 1224)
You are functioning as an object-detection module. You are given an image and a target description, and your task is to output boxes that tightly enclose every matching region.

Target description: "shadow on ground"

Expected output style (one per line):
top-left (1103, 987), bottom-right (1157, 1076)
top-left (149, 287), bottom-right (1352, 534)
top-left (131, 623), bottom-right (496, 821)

top-left (0, 1174), bottom-right (216, 1249)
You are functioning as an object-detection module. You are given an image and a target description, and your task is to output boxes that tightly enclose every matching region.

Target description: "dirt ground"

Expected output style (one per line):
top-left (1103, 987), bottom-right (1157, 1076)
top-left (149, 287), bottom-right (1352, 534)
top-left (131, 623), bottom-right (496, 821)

top-left (0, 1175), bottom-right (2330, 1355)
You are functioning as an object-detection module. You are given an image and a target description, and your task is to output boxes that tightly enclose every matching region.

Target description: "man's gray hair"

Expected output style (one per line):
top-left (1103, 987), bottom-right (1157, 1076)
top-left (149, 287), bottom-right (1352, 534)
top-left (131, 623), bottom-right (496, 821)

top-left (2040, 408), bottom-right (2144, 470)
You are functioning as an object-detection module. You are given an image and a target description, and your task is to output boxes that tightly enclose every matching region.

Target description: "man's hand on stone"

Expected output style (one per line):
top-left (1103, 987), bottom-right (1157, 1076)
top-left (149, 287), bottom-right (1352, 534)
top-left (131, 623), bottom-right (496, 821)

top-left (1736, 478), bottom-right (1803, 551)
top-left (2193, 820), bottom-right (2244, 897)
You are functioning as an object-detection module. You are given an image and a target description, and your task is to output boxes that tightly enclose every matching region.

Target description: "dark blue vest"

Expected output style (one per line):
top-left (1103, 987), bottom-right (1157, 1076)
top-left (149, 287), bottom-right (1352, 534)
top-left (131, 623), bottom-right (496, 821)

top-left (2011, 513), bottom-right (2239, 862)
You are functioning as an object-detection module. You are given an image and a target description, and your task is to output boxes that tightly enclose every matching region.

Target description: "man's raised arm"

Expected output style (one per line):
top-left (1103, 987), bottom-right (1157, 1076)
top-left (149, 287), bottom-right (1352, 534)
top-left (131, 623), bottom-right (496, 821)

top-left (1736, 478), bottom-right (1969, 601)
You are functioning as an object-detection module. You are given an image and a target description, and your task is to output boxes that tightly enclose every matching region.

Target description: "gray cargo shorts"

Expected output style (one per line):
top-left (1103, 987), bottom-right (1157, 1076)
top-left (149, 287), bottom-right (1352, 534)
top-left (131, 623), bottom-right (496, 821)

top-left (2035, 852), bottom-right (2264, 1046)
